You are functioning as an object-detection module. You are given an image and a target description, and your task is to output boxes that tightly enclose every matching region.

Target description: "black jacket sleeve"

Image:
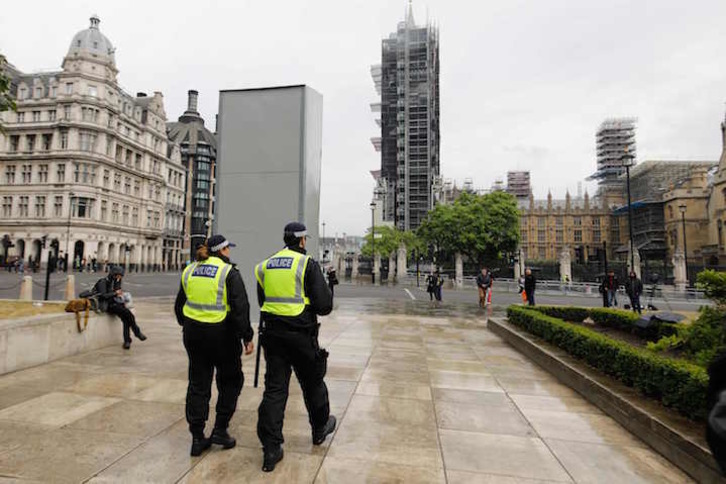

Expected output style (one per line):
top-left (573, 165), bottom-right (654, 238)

top-left (226, 267), bottom-right (254, 343)
top-left (305, 258), bottom-right (333, 316)
top-left (94, 278), bottom-right (115, 300)
top-left (174, 283), bottom-right (186, 326)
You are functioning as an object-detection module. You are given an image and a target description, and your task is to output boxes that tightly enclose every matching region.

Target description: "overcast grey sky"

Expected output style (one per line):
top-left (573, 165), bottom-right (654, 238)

top-left (2, 0), bottom-right (726, 236)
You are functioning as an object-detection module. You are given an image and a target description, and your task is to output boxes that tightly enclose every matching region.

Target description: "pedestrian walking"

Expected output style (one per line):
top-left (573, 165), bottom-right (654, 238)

top-left (255, 222), bottom-right (335, 472)
top-left (524, 268), bottom-right (537, 306)
top-left (326, 267), bottom-right (339, 298)
top-left (476, 267), bottom-right (493, 308)
top-left (175, 235), bottom-right (254, 457)
top-left (94, 266), bottom-right (147, 349)
top-left (426, 272), bottom-right (436, 301)
top-left (625, 271), bottom-right (643, 314)
top-left (433, 270), bottom-right (444, 303)
top-left (518, 275), bottom-right (527, 304)
top-left (603, 270), bottom-right (619, 308)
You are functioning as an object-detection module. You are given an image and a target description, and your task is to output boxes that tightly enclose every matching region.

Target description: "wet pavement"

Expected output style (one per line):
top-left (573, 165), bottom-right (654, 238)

top-left (0, 298), bottom-right (692, 483)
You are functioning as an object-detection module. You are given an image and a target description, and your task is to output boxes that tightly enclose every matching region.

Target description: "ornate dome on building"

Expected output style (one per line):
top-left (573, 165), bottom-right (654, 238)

top-left (66, 15), bottom-right (116, 67)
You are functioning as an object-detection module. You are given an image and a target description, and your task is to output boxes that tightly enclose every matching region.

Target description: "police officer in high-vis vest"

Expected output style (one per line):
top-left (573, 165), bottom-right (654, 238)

top-left (255, 222), bottom-right (335, 472)
top-left (174, 235), bottom-right (254, 457)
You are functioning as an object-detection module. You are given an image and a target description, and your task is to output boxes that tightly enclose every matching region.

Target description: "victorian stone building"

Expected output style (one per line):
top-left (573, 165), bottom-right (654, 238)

top-left (0, 15), bottom-right (186, 270)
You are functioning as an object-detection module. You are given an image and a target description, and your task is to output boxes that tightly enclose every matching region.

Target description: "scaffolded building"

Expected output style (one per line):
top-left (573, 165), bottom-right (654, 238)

top-left (590, 118), bottom-right (637, 205)
top-left (506, 171), bottom-right (531, 199)
top-left (370, 4), bottom-right (440, 231)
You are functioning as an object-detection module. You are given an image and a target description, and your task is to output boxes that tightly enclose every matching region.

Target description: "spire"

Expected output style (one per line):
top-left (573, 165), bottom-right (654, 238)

top-left (406, 0), bottom-right (416, 26)
top-left (90, 14), bottom-right (100, 29)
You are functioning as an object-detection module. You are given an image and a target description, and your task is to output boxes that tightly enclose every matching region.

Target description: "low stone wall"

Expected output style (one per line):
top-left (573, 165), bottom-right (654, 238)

top-left (0, 304), bottom-right (119, 375)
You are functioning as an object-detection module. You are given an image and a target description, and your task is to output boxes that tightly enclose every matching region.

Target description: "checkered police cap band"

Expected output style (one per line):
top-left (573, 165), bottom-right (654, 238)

top-left (210, 240), bottom-right (229, 252)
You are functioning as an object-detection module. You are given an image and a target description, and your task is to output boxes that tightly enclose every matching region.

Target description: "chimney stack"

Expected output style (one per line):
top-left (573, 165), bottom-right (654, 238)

top-left (187, 90), bottom-right (199, 113)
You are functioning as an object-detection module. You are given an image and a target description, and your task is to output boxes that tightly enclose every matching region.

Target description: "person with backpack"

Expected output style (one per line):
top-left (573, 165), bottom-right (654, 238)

top-left (93, 266), bottom-right (146, 349)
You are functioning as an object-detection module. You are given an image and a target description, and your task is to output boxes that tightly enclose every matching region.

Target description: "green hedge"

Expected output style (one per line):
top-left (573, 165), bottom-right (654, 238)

top-left (588, 308), bottom-right (641, 330)
top-left (530, 305), bottom-right (590, 323)
top-left (507, 305), bottom-right (708, 420)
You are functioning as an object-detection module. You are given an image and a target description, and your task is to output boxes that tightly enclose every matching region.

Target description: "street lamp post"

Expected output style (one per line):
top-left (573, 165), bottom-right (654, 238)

top-left (620, 150), bottom-right (636, 275)
top-left (370, 201), bottom-right (376, 284)
top-left (65, 192), bottom-right (75, 272)
top-left (679, 204), bottom-right (689, 286)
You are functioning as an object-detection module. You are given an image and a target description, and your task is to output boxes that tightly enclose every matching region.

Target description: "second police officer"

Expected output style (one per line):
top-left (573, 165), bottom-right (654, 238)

top-left (255, 222), bottom-right (335, 472)
top-left (174, 235), bottom-right (255, 457)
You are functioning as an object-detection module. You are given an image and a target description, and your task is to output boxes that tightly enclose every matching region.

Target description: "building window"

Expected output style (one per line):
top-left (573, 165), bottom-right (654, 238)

top-left (18, 87), bottom-right (26, 100)
top-left (60, 131), bottom-right (68, 149)
top-left (88, 85), bottom-right (98, 97)
top-left (37, 164), bottom-right (48, 183)
top-left (63, 105), bottom-right (71, 120)
top-left (105, 135), bottom-right (113, 156)
top-left (18, 196), bottom-right (29, 217)
top-left (65, 83), bottom-right (73, 95)
top-left (153, 211), bottom-right (160, 228)
top-left (132, 207), bottom-right (139, 226)
top-left (124, 177), bottom-right (131, 194)
top-left (54, 196), bottom-right (63, 217)
top-left (56, 163), bottom-right (65, 182)
top-left (537, 230), bottom-right (545, 243)
top-left (573, 217), bottom-right (582, 227)
top-left (49, 110), bottom-right (56, 121)
top-left (556, 229), bottom-right (564, 243)
top-left (133, 180), bottom-right (140, 196)
top-left (114, 173), bottom-right (121, 190)
top-left (147, 211), bottom-right (152, 227)
top-left (79, 131), bottom-right (97, 152)
top-left (2, 196), bottom-right (12, 217)
top-left (21, 165), bottom-right (32, 184)
top-left (122, 205), bottom-right (129, 225)
top-left (17, 112), bottom-right (25, 123)
top-left (103, 169), bottom-right (110, 188)
top-left (593, 229), bottom-right (601, 243)
top-left (42, 134), bottom-right (52, 151)
top-left (25, 135), bottom-right (35, 152)
top-left (34, 196), bottom-right (46, 218)
top-left (574, 229), bottom-right (583, 242)
top-left (135, 153), bottom-right (142, 170)
top-left (668, 205), bottom-right (674, 219)
top-left (74, 197), bottom-right (93, 218)
top-left (73, 163), bottom-right (96, 184)
top-left (32, 111), bottom-right (41, 122)
top-left (101, 200), bottom-right (107, 221)
top-left (50, 85), bottom-right (57, 98)
top-left (592, 217), bottom-right (600, 227)
top-left (9, 135), bottom-right (19, 152)
top-left (112, 203), bottom-right (119, 223)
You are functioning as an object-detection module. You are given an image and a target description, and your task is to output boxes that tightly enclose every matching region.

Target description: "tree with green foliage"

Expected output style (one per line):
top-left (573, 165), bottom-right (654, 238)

top-left (361, 226), bottom-right (422, 260)
top-left (0, 54), bottom-right (17, 132)
top-left (697, 270), bottom-right (726, 308)
top-left (417, 191), bottom-right (520, 267)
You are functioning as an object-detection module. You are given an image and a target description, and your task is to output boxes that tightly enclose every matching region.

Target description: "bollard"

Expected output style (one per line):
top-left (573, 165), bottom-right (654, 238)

top-left (64, 274), bottom-right (75, 301)
top-left (19, 276), bottom-right (33, 301)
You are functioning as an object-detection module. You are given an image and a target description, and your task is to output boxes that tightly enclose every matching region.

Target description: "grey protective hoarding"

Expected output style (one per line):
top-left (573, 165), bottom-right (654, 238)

top-left (215, 85), bottom-right (322, 292)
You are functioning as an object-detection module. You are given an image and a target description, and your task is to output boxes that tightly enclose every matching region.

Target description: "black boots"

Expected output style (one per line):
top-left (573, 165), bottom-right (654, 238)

top-left (211, 428), bottom-right (236, 449)
top-left (190, 436), bottom-right (211, 456)
top-left (312, 415), bottom-right (337, 445)
top-left (137, 332), bottom-right (147, 341)
top-left (122, 341), bottom-right (131, 350)
top-left (262, 446), bottom-right (284, 472)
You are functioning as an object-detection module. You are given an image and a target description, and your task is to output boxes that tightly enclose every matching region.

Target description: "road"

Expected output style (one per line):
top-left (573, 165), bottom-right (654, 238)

top-left (0, 270), bottom-right (705, 312)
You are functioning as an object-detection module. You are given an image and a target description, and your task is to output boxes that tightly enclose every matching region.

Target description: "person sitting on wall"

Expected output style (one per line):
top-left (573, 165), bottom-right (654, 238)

top-left (93, 266), bottom-right (147, 350)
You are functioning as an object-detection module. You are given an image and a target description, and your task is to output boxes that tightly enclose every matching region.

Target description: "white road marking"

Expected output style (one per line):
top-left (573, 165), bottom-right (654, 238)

top-left (404, 288), bottom-right (416, 300)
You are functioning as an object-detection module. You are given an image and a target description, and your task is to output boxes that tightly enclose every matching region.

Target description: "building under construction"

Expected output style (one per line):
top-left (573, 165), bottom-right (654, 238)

top-left (370, 4), bottom-right (440, 231)
top-left (590, 118), bottom-right (637, 206)
top-left (506, 171), bottom-right (531, 198)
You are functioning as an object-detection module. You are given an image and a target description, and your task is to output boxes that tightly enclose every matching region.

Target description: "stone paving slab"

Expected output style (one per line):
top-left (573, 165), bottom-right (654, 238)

top-left (0, 299), bottom-right (692, 483)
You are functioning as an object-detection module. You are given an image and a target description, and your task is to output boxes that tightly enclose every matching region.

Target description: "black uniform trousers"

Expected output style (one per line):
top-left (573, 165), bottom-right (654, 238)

top-left (183, 321), bottom-right (244, 438)
top-left (257, 325), bottom-right (330, 449)
top-left (107, 304), bottom-right (141, 344)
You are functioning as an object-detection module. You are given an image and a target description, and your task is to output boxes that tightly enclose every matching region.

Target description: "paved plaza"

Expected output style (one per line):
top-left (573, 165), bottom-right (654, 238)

top-left (0, 298), bottom-right (692, 483)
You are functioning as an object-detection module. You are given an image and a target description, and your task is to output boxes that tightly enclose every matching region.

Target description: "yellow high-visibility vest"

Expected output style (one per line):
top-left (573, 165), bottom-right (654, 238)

top-left (181, 256), bottom-right (232, 323)
top-left (255, 248), bottom-right (310, 317)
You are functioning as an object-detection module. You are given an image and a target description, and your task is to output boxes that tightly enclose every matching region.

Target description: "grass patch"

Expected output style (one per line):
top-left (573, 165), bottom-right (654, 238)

top-left (0, 301), bottom-right (65, 320)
